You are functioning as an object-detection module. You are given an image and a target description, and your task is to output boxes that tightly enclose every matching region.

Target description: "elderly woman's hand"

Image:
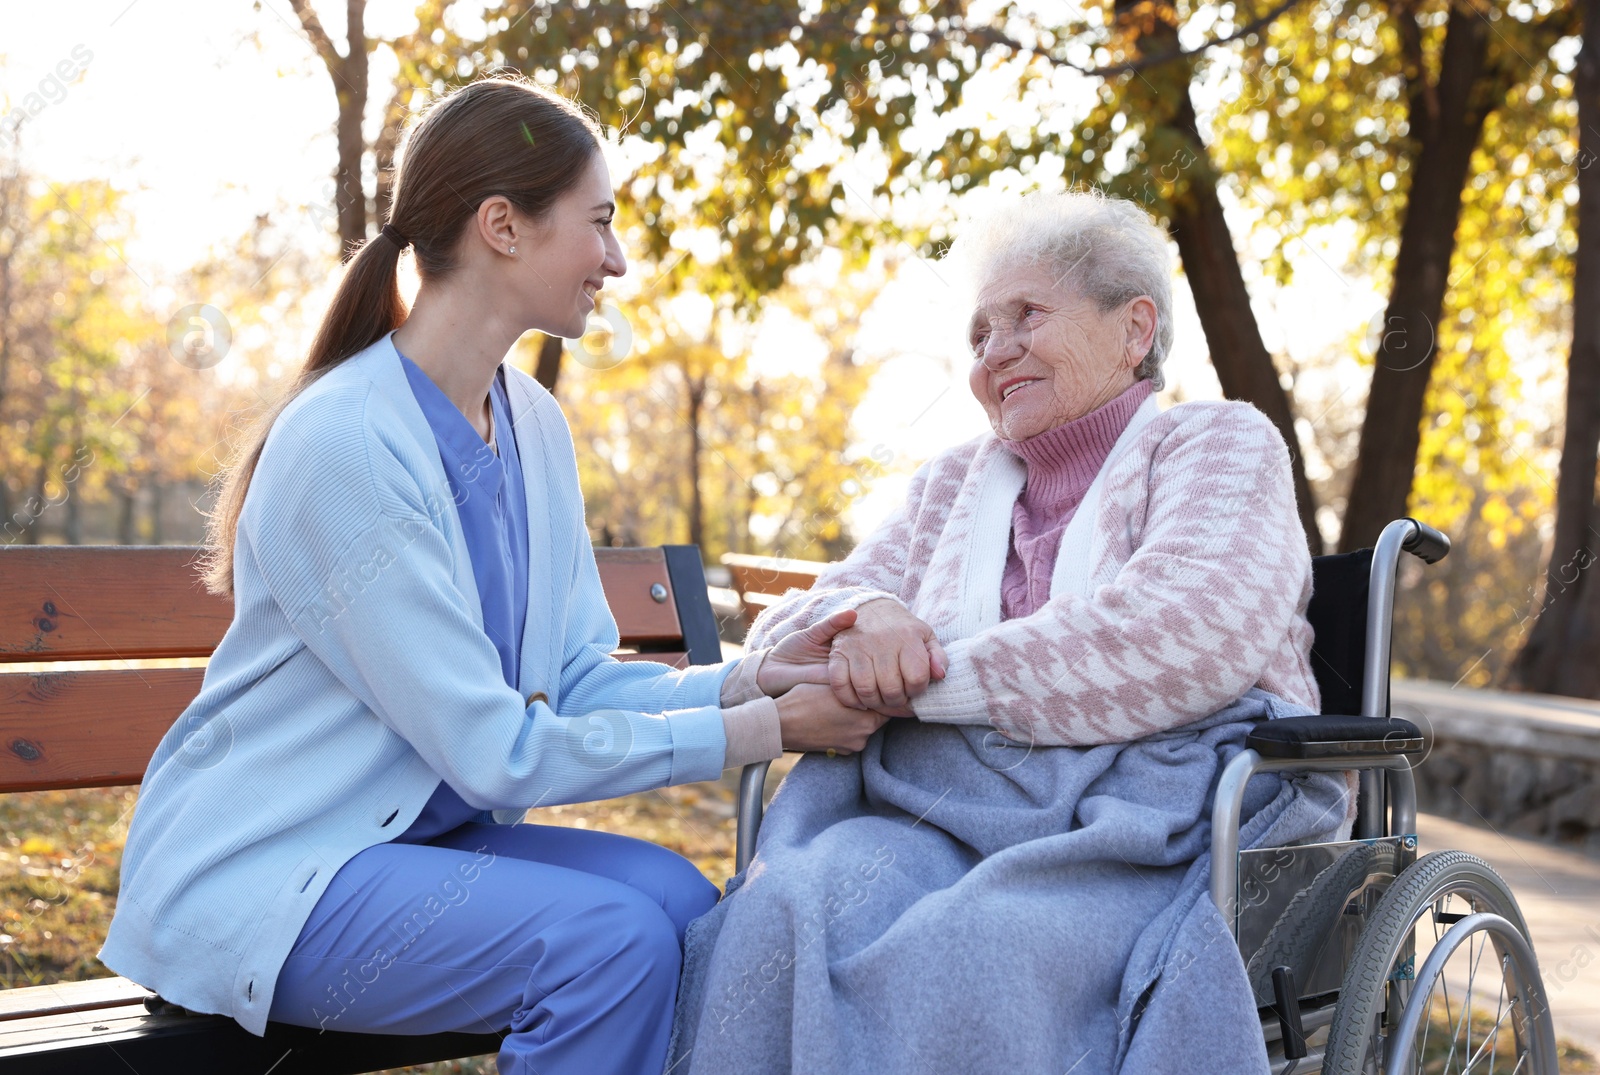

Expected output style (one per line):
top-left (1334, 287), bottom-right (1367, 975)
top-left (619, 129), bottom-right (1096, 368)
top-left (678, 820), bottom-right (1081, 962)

top-left (828, 599), bottom-right (948, 716)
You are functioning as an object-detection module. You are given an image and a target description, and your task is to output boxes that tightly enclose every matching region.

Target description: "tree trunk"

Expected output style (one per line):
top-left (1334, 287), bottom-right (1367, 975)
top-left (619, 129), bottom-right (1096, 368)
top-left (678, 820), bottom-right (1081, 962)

top-left (117, 487), bottom-right (136, 545)
top-left (372, 77), bottom-right (409, 228)
top-left (1114, 0), bottom-right (1322, 555)
top-left (686, 375), bottom-right (705, 551)
top-left (1337, 2), bottom-right (1494, 552)
top-left (290, 0), bottom-right (370, 259)
top-left (0, 159), bottom-right (17, 538)
top-left (334, 0), bottom-right (369, 258)
top-left (1164, 96), bottom-right (1324, 555)
top-left (64, 466), bottom-right (81, 545)
top-left (1510, 0), bottom-right (1600, 697)
top-left (743, 382), bottom-right (764, 554)
top-left (0, 160), bottom-right (13, 476)
top-left (149, 479), bottom-right (164, 545)
top-left (534, 334), bottom-right (563, 394)
top-left (23, 460), bottom-right (45, 544)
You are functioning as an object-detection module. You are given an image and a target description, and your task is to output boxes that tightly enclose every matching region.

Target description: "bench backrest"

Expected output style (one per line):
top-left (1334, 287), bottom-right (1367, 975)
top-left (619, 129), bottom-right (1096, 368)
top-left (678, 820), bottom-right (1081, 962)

top-left (0, 544), bottom-right (722, 794)
top-left (720, 552), bottom-right (825, 598)
top-left (720, 552), bottom-right (827, 626)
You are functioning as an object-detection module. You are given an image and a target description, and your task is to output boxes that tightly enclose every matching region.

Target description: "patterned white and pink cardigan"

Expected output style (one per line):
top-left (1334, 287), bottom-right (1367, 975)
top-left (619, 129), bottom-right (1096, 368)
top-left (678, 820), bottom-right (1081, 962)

top-left (747, 393), bottom-right (1358, 828)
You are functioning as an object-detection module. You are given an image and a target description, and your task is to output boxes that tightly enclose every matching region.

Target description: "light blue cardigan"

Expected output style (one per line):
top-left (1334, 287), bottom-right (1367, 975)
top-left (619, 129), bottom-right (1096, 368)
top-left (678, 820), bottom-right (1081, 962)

top-left (98, 330), bottom-right (742, 1036)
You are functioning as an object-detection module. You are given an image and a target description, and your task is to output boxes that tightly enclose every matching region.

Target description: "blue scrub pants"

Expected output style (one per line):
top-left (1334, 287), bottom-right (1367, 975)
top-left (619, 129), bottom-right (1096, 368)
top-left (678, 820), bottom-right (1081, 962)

top-left (267, 821), bottom-right (721, 1074)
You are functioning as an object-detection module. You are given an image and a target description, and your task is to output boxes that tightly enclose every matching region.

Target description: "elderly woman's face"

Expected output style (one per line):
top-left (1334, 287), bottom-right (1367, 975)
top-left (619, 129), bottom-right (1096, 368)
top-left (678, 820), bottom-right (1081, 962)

top-left (966, 264), bottom-right (1155, 441)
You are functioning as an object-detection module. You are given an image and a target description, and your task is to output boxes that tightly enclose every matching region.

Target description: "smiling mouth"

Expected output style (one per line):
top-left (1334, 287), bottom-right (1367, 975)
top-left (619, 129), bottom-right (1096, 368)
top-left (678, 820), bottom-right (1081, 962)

top-left (1001, 380), bottom-right (1041, 401)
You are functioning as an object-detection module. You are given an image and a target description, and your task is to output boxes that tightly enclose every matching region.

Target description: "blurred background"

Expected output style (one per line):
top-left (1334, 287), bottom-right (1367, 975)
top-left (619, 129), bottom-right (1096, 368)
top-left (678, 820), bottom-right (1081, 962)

top-left (0, 0), bottom-right (1583, 693)
top-left (0, 2), bottom-right (1594, 1067)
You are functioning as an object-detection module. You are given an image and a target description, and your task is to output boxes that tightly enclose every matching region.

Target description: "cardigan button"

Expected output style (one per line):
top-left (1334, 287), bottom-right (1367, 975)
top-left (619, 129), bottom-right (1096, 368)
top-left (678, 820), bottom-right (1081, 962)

top-left (526, 691), bottom-right (548, 707)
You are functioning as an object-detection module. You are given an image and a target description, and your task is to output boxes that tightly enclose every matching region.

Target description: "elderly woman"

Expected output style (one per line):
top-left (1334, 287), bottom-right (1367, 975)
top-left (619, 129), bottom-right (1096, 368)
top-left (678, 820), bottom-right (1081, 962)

top-left (665, 190), bottom-right (1354, 1075)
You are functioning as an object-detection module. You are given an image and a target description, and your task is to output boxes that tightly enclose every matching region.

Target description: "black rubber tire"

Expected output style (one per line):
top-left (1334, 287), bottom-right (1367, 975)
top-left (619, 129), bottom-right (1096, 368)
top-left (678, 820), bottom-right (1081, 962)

top-left (1321, 850), bottom-right (1533, 1075)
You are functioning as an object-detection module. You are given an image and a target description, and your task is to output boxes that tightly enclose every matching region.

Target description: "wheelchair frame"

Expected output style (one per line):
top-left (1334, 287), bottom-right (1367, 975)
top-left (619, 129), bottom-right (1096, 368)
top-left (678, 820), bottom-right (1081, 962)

top-left (733, 518), bottom-right (1558, 1074)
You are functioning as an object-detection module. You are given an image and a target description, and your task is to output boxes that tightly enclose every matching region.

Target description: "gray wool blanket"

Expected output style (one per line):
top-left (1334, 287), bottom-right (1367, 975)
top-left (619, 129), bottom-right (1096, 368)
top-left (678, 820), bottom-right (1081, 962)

top-left (665, 687), bottom-right (1350, 1075)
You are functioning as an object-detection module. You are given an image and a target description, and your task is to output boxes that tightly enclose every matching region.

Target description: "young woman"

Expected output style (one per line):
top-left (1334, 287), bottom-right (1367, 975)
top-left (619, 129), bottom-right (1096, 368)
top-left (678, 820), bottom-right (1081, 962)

top-left (98, 74), bottom-right (899, 1075)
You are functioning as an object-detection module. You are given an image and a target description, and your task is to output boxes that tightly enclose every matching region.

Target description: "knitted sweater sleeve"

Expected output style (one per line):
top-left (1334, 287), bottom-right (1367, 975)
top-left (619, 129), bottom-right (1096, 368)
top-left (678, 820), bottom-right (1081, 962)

top-left (244, 388), bottom-right (728, 810)
top-left (912, 405), bottom-right (1314, 746)
top-left (744, 460), bottom-right (937, 651)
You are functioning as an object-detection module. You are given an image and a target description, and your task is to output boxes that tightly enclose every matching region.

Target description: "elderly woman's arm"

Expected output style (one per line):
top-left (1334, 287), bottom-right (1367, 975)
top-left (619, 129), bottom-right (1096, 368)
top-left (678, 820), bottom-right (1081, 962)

top-left (912, 405), bottom-right (1318, 746)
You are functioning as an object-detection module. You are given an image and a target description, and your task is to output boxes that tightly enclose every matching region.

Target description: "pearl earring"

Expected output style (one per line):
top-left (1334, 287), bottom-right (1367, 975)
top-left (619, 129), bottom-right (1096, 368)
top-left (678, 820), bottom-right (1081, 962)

top-left (508, 245), bottom-right (517, 255)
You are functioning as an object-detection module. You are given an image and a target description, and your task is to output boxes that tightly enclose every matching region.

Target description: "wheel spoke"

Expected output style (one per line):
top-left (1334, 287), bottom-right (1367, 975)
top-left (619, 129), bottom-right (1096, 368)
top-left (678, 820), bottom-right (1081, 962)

top-left (1484, 954), bottom-right (1509, 1074)
top-left (1458, 991), bottom-right (1514, 1074)
top-left (1459, 924), bottom-right (1490, 1067)
top-left (1437, 901), bottom-right (1461, 1069)
top-left (1418, 974), bottom-right (1437, 1066)
top-left (1322, 853), bottom-right (1548, 1075)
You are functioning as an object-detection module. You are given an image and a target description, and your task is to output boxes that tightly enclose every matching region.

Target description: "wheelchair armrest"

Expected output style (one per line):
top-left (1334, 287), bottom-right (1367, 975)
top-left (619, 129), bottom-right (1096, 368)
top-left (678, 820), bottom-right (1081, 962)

top-left (1247, 714), bottom-right (1424, 761)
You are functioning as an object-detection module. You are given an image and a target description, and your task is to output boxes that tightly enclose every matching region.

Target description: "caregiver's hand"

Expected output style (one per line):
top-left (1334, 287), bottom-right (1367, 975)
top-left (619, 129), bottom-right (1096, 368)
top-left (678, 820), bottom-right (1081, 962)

top-left (774, 683), bottom-right (897, 754)
top-left (757, 609), bottom-right (859, 697)
top-left (829, 598), bottom-right (948, 717)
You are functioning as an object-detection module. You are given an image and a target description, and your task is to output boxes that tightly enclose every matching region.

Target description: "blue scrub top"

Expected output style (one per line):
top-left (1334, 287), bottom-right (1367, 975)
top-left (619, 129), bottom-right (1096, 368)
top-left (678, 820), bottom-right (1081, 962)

top-left (392, 347), bottom-right (531, 839)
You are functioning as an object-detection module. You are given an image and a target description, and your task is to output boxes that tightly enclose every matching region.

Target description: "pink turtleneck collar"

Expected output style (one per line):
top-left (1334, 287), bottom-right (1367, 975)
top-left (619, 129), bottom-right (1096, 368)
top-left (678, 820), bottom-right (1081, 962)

top-left (999, 378), bottom-right (1153, 620)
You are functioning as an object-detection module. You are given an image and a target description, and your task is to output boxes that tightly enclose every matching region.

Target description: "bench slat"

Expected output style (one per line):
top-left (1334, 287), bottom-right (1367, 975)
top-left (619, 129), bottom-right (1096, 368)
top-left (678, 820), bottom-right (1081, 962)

top-left (0, 976), bottom-right (152, 1021)
top-left (736, 589), bottom-right (784, 626)
top-left (0, 668), bottom-right (203, 793)
top-left (721, 553), bottom-right (824, 626)
top-left (0, 657), bottom-right (697, 794)
top-left (720, 552), bottom-right (825, 598)
top-left (0, 657), bottom-right (695, 795)
top-left (0, 1004), bottom-right (504, 1074)
top-left (0, 545), bottom-right (689, 659)
top-left (0, 547), bottom-right (232, 663)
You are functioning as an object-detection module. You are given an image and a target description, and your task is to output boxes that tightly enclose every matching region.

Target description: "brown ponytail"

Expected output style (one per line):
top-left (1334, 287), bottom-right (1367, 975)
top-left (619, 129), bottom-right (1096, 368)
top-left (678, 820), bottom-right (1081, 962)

top-left (200, 72), bottom-right (601, 596)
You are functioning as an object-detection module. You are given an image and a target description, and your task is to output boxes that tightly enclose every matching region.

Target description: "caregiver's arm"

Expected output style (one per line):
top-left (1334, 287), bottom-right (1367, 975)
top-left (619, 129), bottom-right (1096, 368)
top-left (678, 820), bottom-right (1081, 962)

top-left (555, 534), bottom-right (746, 715)
top-left (547, 402), bottom-right (850, 717)
top-left (247, 395), bottom-right (729, 810)
top-left (911, 404), bottom-right (1312, 747)
top-left (528, 378), bottom-right (763, 716)
top-left (541, 393), bottom-right (865, 763)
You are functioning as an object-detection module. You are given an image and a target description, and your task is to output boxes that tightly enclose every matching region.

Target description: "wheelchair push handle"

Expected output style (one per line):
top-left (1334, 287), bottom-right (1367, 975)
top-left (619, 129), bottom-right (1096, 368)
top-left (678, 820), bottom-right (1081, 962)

top-left (1400, 517), bottom-right (1450, 564)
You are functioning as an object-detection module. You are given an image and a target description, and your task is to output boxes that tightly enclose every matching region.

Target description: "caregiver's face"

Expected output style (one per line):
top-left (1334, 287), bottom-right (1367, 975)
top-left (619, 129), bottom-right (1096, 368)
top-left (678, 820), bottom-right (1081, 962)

top-left (966, 263), bottom-right (1148, 441)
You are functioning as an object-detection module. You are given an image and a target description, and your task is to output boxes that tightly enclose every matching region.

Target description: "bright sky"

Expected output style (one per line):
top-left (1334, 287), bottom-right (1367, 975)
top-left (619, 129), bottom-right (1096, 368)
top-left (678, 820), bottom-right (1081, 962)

top-left (2, 0), bottom-right (1406, 542)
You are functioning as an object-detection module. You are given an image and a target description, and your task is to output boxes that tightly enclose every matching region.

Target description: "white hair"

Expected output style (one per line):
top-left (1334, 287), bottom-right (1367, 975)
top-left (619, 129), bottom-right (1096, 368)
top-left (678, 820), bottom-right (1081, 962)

top-left (946, 188), bottom-right (1175, 389)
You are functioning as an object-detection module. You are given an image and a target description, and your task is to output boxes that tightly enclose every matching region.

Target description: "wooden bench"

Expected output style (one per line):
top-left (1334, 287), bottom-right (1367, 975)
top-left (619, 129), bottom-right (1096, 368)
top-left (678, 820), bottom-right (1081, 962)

top-left (0, 543), bottom-right (725, 1075)
top-left (719, 552), bottom-right (826, 628)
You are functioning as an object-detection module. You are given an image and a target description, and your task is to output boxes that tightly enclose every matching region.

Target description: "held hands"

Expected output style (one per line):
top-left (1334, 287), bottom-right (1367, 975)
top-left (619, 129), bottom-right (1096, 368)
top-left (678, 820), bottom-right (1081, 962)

top-left (758, 609), bottom-right (892, 755)
top-left (755, 600), bottom-right (949, 753)
top-left (826, 598), bottom-right (947, 718)
top-left (773, 683), bottom-right (892, 755)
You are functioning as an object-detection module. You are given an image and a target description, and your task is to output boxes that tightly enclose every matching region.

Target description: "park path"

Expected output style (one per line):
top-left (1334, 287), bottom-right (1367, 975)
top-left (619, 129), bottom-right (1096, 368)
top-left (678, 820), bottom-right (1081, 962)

top-left (1417, 812), bottom-right (1600, 1052)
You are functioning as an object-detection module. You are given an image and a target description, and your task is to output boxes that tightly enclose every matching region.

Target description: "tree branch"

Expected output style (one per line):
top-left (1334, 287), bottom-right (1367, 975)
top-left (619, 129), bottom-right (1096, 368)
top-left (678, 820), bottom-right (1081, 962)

top-left (960, 0), bottom-right (1309, 79)
top-left (286, 0), bottom-right (345, 70)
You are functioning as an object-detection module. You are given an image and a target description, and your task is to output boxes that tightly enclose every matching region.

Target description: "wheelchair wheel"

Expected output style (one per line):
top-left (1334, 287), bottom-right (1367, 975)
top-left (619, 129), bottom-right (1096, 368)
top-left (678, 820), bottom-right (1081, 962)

top-left (1322, 850), bottom-right (1557, 1075)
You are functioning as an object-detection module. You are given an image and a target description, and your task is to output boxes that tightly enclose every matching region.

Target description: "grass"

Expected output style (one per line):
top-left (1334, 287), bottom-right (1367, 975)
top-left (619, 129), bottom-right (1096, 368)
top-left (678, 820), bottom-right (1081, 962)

top-left (0, 758), bottom-right (795, 1073)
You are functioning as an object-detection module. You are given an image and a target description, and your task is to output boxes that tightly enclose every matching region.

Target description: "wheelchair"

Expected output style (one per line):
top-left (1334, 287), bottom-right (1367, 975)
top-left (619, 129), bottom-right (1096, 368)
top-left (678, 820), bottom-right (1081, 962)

top-left (733, 517), bottom-right (1559, 1074)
